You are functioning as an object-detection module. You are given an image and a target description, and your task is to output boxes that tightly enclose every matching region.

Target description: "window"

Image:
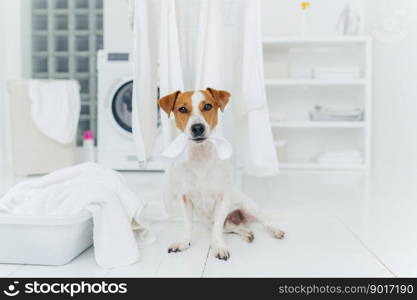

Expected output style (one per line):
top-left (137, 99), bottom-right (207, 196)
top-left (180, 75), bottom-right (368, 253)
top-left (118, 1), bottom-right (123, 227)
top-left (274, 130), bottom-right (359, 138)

top-left (31, 0), bottom-right (104, 144)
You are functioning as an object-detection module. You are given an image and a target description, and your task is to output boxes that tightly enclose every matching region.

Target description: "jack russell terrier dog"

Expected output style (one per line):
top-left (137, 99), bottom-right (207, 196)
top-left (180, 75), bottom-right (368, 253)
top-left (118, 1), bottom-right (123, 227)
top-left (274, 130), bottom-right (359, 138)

top-left (158, 88), bottom-right (285, 261)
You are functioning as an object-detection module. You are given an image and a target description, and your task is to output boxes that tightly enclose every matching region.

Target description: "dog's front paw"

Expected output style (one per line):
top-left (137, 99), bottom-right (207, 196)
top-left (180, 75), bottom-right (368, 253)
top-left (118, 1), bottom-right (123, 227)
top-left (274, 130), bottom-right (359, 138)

top-left (212, 244), bottom-right (230, 261)
top-left (168, 240), bottom-right (191, 253)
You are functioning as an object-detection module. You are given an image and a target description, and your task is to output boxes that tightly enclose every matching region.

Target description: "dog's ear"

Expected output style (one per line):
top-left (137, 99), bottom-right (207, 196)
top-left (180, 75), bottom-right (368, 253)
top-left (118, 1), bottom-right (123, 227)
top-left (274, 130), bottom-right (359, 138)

top-left (158, 90), bottom-right (181, 117)
top-left (206, 88), bottom-right (231, 112)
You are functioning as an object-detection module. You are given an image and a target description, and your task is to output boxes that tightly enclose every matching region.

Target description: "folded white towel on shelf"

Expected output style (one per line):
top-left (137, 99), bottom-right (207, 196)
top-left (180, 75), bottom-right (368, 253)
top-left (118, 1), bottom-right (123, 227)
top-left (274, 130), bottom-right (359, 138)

top-left (316, 150), bottom-right (362, 164)
top-left (269, 112), bottom-right (288, 122)
top-left (0, 163), bottom-right (154, 268)
top-left (312, 66), bottom-right (361, 79)
top-left (161, 131), bottom-right (233, 161)
top-left (313, 66), bottom-right (361, 73)
top-left (28, 80), bottom-right (81, 144)
top-left (314, 73), bottom-right (360, 80)
top-left (310, 105), bottom-right (364, 122)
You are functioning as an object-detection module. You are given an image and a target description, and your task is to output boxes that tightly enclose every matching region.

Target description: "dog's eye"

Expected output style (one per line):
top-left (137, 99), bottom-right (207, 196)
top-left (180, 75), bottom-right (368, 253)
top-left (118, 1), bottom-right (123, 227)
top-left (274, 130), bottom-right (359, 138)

top-left (203, 103), bottom-right (212, 111)
top-left (178, 106), bottom-right (188, 113)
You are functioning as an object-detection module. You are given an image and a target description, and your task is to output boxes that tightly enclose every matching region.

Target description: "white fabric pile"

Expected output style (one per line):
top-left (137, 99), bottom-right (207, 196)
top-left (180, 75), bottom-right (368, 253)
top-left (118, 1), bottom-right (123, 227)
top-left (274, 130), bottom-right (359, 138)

top-left (0, 163), bottom-right (153, 268)
top-left (316, 150), bottom-right (362, 165)
top-left (309, 105), bottom-right (364, 122)
top-left (28, 80), bottom-right (80, 144)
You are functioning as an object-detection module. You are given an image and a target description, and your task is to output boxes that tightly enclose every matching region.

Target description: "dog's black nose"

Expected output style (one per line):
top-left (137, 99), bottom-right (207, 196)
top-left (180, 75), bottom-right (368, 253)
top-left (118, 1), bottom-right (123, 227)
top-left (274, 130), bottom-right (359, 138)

top-left (191, 123), bottom-right (205, 137)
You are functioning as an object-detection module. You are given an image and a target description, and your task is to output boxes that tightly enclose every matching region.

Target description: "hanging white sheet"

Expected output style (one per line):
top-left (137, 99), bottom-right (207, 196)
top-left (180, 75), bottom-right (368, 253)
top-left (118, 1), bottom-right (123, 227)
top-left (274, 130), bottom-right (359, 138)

top-left (132, 0), bottom-right (278, 176)
top-left (131, 0), bottom-right (159, 163)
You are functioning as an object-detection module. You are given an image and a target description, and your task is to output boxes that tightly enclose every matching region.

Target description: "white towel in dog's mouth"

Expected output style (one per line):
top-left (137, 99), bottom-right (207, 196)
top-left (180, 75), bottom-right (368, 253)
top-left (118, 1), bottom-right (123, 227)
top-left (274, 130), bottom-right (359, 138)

top-left (161, 132), bottom-right (232, 160)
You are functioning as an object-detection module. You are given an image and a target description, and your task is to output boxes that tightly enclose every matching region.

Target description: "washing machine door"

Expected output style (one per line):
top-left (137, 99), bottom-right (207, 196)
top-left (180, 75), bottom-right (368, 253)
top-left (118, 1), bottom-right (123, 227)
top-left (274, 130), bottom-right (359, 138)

top-left (111, 80), bottom-right (133, 133)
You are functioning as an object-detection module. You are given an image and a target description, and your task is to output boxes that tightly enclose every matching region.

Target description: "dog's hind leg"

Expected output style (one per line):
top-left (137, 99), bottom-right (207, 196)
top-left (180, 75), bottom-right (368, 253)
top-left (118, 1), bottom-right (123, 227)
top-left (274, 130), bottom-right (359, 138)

top-left (245, 206), bottom-right (285, 239)
top-left (224, 221), bottom-right (254, 243)
top-left (233, 189), bottom-right (285, 239)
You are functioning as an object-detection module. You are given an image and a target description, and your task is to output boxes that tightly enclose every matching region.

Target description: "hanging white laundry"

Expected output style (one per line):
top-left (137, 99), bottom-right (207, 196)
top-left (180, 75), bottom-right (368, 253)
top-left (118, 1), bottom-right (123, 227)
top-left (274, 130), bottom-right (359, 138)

top-left (231, 0), bottom-right (268, 116)
top-left (229, 0), bottom-right (279, 176)
top-left (158, 0), bottom-right (184, 147)
top-left (28, 80), bottom-right (80, 144)
top-left (193, 0), bottom-right (224, 90)
top-left (131, 0), bottom-right (278, 176)
top-left (131, 0), bottom-right (159, 163)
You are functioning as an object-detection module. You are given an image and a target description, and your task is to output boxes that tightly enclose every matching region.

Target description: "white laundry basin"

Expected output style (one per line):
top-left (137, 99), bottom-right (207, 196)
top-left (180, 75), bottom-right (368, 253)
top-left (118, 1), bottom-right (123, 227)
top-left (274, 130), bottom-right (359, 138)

top-left (0, 210), bottom-right (93, 266)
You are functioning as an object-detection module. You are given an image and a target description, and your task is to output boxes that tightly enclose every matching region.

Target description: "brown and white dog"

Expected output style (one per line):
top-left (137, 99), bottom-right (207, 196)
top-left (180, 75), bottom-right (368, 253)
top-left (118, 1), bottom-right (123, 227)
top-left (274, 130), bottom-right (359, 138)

top-left (158, 88), bottom-right (285, 260)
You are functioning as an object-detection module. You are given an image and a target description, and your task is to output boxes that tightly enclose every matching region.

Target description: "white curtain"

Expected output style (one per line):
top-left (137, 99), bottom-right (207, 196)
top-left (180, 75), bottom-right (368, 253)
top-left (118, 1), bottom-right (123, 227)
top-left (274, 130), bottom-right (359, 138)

top-left (132, 0), bottom-right (278, 176)
top-left (131, 0), bottom-right (158, 162)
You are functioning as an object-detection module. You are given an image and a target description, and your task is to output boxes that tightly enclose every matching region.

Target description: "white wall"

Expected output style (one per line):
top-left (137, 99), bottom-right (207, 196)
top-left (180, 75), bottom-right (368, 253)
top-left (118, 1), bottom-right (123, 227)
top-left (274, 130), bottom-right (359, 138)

top-left (103, 0), bottom-right (133, 52)
top-left (0, 0), bottom-right (24, 170)
top-left (364, 0), bottom-right (417, 177)
top-left (0, 1), bottom-right (6, 169)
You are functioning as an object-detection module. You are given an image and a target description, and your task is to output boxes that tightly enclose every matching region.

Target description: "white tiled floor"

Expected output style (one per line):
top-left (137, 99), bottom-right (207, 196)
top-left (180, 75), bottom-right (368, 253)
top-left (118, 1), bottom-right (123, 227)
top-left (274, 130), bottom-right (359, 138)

top-left (1, 167), bottom-right (416, 277)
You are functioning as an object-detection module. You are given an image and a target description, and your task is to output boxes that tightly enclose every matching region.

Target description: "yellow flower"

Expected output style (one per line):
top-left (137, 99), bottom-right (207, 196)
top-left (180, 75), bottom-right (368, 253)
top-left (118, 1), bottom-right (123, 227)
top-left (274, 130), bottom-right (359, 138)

top-left (301, 2), bottom-right (310, 10)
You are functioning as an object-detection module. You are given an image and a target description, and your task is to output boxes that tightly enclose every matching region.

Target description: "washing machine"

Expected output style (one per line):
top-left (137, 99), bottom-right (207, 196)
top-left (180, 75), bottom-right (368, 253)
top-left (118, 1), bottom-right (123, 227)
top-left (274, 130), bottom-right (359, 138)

top-left (97, 50), bottom-right (165, 171)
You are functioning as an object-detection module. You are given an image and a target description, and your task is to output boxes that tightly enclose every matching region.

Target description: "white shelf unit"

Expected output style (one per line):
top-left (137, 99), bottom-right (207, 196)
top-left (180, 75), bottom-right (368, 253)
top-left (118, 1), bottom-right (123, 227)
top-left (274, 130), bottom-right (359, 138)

top-left (265, 79), bottom-right (366, 86)
top-left (263, 36), bottom-right (370, 47)
top-left (271, 121), bottom-right (366, 129)
top-left (263, 36), bottom-right (372, 170)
